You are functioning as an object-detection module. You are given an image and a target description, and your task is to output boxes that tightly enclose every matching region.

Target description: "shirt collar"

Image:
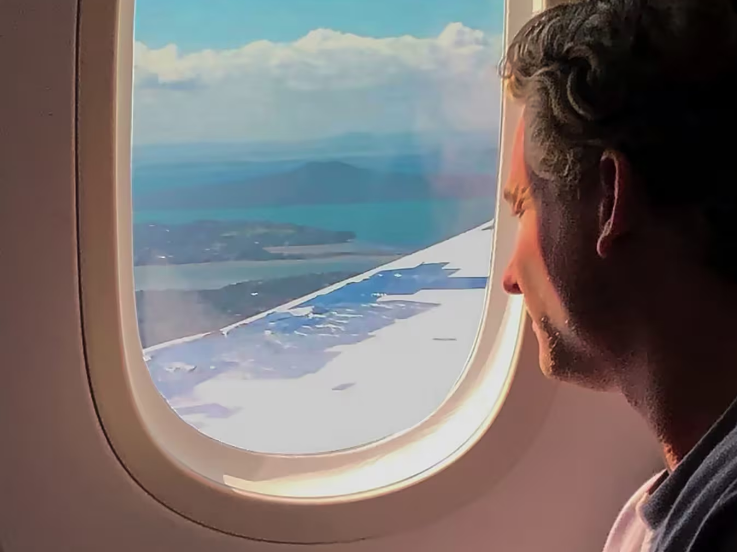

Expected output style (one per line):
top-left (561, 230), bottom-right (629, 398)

top-left (640, 394), bottom-right (737, 529)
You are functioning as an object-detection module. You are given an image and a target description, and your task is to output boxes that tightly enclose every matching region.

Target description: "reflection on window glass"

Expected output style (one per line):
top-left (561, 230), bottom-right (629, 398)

top-left (132, 0), bottom-right (504, 454)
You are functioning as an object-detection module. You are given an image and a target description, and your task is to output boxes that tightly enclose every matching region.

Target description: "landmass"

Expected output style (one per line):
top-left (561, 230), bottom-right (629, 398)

top-left (136, 271), bottom-right (358, 348)
top-left (133, 161), bottom-right (494, 211)
top-left (133, 220), bottom-right (356, 266)
top-left (133, 220), bottom-right (404, 347)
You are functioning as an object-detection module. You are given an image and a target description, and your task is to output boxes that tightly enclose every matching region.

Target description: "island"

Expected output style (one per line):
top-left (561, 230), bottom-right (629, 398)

top-left (133, 160), bottom-right (494, 211)
top-left (133, 220), bottom-right (404, 347)
top-left (133, 220), bottom-right (356, 266)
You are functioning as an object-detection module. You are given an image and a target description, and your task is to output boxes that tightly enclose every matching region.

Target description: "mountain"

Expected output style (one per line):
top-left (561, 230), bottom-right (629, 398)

top-left (133, 161), bottom-right (495, 211)
top-left (131, 149), bottom-right (498, 195)
top-left (343, 148), bottom-right (498, 175)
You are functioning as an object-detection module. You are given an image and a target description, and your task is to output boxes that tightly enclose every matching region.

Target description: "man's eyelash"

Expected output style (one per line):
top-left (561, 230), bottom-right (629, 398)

top-left (512, 190), bottom-right (529, 216)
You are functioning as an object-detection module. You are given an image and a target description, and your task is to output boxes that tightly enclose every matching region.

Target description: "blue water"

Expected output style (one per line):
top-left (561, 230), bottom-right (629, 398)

top-left (132, 159), bottom-right (304, 191)
top-left (132, 150), bottom-right (497, 292)
top-left (134, 198), bottom-right (495, 249)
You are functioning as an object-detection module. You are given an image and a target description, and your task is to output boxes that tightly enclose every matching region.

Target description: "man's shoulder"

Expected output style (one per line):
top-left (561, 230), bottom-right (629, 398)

top-left (651, 425), bottom-right (737, 551)
top-left (682, 425), bottom-right (737, 517)
top-left (701, 492), bottom-right (737, 551)
top-left (668, 489), bottom-right (737, 552)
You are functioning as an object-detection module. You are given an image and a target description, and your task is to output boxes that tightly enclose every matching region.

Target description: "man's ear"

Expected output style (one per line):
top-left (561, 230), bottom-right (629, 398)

top-left (596, 150), bottom-right (636, 258)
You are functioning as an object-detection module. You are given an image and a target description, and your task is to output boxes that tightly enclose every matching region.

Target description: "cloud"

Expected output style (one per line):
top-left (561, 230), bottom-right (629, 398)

top-left (132, 23), bottom-right (504, 144)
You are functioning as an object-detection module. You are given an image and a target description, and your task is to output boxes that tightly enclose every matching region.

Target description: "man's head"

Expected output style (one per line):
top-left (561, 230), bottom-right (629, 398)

top-left (500, 0), bottom-right (737, 390)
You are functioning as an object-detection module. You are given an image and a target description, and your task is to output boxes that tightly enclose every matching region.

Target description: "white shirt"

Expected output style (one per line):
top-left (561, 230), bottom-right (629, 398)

top-left (602, 470), bottom-right (668, 552)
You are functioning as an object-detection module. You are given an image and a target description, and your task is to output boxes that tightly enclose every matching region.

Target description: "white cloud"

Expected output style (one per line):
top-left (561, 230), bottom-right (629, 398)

top-left (132, 23), bottom-right (503, 144)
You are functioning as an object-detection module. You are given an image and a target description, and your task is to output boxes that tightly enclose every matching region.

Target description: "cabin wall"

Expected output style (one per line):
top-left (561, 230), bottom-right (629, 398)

top-left (0, 1), bottom-right (663, 550)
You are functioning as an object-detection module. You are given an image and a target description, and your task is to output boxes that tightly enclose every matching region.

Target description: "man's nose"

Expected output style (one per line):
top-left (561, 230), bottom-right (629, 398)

top-left (502, 264), bottom-right (522, 295)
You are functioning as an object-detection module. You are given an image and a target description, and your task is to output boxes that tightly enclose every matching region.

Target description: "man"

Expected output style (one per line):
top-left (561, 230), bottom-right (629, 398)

top-left (499, 0), bottom-right (737, 550)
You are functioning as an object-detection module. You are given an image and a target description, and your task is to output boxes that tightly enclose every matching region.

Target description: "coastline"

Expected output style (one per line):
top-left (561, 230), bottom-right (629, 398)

top-left (134, 253), bottom-right (402, 291)
top-left (263, 241), bottom-right (406, 257)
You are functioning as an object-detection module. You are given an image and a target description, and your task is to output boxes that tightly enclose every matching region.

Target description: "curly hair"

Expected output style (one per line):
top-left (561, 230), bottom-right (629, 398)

top-left (502, 0), bottom-right (737, 277)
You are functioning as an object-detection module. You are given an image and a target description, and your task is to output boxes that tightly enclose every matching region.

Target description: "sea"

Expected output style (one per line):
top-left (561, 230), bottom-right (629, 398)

top-left (132, 154), bottom-right (497, 292)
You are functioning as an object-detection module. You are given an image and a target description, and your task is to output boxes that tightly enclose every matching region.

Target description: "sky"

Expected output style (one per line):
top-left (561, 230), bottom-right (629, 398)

top-left (132, 0), bottom-right (506, 145)
top-left (134, 0), bottom-right (505, 51)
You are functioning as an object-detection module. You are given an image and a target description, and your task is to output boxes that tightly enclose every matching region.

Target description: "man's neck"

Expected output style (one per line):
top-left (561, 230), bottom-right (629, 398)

top-left (617, 272), bottom-right (737, 471)
top-left (620, 349), bottom-right (737, 471)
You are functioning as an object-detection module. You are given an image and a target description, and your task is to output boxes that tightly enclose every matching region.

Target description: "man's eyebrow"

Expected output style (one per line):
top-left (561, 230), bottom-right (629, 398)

top-left (504, 159), bottom-right (532, 206)
top-left (504, 180), bottom-right (530, 215)
top-left (503, 186), bottom-right (519, 206)
top-left (502, 117), bottom-right (532, 211)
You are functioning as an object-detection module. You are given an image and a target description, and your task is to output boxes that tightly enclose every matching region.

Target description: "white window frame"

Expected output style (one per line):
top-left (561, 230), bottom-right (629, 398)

top-left (76, 0), bottom-right (557, 543)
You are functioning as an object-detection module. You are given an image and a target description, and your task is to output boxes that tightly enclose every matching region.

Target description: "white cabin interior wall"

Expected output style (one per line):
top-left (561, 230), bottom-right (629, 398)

top-left (0, 0), bottom-right (664, 550)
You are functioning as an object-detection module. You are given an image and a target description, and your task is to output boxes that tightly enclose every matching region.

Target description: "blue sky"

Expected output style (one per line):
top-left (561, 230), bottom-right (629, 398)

top-left (134, 0), bottom-right (505, 52)
top-left (132, 0), bottom-right (505, 144)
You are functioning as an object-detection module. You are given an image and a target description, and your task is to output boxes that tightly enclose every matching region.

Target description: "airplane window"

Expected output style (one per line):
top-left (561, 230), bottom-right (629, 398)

top-left (131, 0), bottom-right (503, 455)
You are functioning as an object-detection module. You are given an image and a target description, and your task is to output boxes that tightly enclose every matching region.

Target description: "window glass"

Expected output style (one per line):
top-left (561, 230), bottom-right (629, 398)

top-left (132, 0), bottom-right (504, 454)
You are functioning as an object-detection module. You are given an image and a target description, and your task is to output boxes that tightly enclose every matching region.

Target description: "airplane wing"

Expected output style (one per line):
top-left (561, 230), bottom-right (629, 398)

top-left (142, 221), bottom-right (494, 454)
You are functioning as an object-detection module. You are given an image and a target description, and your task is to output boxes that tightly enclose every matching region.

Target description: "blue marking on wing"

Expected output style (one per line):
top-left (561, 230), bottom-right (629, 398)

top-left (146, 262), bottom-right (488, 403)
top-left (175, 404), bottom-right (240, 418)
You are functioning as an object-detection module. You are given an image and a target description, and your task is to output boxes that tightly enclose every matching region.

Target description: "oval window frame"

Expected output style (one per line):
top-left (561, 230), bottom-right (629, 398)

top-left (76, 0), bottom-right (557, 543)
